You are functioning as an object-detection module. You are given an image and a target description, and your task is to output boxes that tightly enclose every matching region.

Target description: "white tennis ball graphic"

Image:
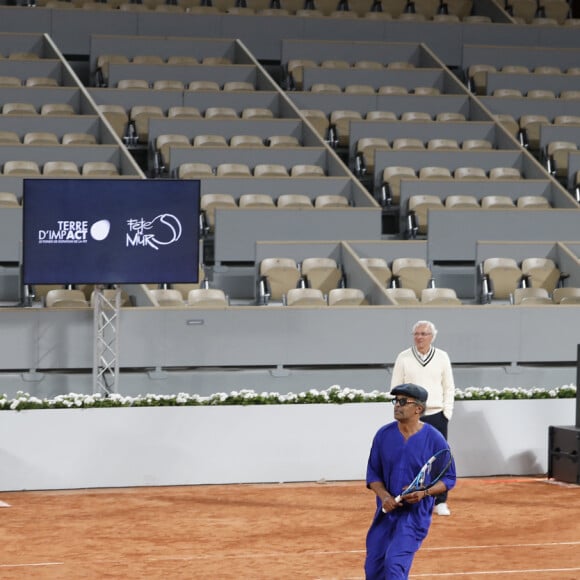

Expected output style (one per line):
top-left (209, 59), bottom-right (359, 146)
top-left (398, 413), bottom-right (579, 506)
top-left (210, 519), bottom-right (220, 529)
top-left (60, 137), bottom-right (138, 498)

top-left (90, 219), bottom-right (111, 241)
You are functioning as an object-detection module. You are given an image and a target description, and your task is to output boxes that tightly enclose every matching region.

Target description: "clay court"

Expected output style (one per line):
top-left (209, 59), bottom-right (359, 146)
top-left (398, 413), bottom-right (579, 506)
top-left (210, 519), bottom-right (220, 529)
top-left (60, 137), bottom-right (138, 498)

top-left (0, 477), bottom-right (579, 579)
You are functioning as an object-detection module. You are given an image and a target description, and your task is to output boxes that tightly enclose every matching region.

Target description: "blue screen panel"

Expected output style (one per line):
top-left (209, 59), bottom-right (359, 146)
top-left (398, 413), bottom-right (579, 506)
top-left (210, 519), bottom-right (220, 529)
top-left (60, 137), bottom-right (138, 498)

top-left (23, 179), bottom-right (200, 284)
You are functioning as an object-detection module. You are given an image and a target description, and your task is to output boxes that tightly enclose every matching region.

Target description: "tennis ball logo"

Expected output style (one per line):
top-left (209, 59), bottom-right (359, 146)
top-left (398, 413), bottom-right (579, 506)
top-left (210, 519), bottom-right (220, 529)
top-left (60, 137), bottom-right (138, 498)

top-left (148, 214), bottom-right (182, 246)
top-left (90, 219), bottom-right (111, 241)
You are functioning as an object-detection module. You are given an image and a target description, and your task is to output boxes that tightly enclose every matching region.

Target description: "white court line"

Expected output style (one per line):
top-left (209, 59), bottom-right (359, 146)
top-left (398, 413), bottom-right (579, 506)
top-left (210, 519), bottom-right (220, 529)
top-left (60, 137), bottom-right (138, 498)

top-left (0, 562), bottom-right (63, 569)
top-left (411, 567), bottom-right (580, 577)
top-left (422, 540), bottom-right (580, 551)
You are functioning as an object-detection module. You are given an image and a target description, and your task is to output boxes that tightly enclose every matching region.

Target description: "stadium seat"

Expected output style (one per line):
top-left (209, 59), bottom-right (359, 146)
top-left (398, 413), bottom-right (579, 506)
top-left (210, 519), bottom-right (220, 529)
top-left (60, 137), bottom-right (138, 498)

top-left (314, 195), bottom-right (349, 208)
top-left (301, 257), bottom-right (343, 294)
top-left (238, 194), bottom-right (276, 208)
top-left (45, 289), bottom-right (89, 308)
top-left (421, 287), bottom-right (462, 305)
top-left (187, 288), bottom-right (228, 308)
top-left (259, 257), bottom-right (302, 301)
top-left (521, 257), bottom-right (563, 292)
top-left (385, 287), bottom-right (421, 305)
top-left (149, 289), bottom-right (185, 307)
top-left (276, 194), bottom-right (313, 208)
top-left (552, 287), bottom-right (580, 304)
top-left (408, 194), bottom-right (445, 235)
top-left (481, 257), bottom-right (524, 301)
top-left (391, 258), bottom-right (433, 298)
top-left (285, 287), bottom-right (327, 307)
top-left (360, 257), bottom-right (392, 287)
top-left (328, 287), bottom-right (366, 306)
top-left (200, 193), bottom-right (237, 232)
top-left (512, 287), bottom-right (552, 305)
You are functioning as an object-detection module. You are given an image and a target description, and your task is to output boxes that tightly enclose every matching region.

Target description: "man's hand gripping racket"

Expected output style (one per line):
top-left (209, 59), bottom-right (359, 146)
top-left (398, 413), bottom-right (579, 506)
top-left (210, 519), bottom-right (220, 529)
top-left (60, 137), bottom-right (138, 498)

top-left (382, 449), bottom-right (453, 513)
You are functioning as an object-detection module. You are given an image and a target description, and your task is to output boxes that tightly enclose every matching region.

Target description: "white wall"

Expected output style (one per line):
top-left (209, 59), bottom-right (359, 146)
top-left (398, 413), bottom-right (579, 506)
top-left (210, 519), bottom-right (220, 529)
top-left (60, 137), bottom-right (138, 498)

top-left (0, 400), bottom-right (575, 491)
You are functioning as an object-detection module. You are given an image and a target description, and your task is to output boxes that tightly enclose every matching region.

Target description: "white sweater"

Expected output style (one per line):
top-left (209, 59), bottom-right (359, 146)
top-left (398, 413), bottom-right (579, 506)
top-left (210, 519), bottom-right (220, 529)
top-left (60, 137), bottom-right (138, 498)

top-left (390, 346), bottom-right (455, 419)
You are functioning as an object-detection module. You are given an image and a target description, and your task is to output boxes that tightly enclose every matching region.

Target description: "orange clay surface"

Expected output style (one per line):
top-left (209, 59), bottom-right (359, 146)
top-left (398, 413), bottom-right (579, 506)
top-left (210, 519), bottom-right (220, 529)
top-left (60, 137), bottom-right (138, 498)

top-left (0, 477), bottom-right (579, 579)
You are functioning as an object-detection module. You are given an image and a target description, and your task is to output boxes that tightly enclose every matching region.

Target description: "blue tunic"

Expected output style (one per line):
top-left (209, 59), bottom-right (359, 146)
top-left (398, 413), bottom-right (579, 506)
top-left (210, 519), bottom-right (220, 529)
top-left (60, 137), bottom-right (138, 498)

top-left (365, 421), bottom-right (456, 579)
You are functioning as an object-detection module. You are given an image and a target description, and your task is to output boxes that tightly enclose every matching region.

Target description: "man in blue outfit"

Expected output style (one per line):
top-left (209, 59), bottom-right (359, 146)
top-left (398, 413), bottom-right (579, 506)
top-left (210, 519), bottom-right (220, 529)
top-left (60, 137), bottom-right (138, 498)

top-left (364, 383), bottom-right (457, 580)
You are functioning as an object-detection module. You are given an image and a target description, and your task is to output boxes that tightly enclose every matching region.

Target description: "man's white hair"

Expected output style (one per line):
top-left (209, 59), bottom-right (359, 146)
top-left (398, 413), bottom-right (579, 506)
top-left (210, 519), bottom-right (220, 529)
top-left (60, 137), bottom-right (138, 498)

top-left (412, 320), bottom-right (438, 340)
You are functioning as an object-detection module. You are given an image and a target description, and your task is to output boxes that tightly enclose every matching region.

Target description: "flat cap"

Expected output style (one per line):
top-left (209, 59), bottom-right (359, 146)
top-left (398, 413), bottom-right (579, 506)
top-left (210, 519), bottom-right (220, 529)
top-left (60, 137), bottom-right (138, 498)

top-left (390, 383), bottom-right (428, 404)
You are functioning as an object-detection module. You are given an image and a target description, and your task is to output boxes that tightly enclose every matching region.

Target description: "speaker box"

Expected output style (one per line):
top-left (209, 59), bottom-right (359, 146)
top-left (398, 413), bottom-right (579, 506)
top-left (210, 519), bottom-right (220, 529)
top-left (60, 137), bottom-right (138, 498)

top-left (548, 426), bottom-right (580, 485)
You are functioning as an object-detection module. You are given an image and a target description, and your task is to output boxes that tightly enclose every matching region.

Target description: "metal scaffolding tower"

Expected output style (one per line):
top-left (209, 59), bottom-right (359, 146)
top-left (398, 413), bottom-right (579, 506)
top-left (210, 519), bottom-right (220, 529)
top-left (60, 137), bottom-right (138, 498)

top-left (92, 286), bottom-right (121, 395)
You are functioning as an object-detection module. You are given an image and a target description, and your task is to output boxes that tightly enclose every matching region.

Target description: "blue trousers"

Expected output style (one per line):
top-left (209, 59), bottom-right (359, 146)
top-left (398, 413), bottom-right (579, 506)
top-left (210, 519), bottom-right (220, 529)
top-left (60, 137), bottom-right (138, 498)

top-left (365, 511), bottom-right (423, 579)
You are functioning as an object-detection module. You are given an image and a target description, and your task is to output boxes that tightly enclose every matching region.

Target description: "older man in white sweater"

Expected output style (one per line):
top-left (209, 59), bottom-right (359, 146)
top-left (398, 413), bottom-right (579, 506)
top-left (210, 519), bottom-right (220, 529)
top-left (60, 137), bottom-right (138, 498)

top-left (390, 320), bottom-right (455, 516)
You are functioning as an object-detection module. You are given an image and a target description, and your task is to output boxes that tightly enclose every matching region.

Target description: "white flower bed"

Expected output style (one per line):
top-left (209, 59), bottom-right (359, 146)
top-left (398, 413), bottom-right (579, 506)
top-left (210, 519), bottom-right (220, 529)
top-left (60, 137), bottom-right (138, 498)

top-left (0, 384), bottom-right (576, 411)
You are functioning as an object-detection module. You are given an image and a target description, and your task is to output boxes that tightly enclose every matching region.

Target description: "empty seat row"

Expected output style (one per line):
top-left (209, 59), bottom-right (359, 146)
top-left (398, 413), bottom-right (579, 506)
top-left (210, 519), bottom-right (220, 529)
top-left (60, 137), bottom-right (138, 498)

top-left (0, 160), bottom-right (118, 176)
top-left (492, 88), bottom-right (580, 99)
top-left (360, 256), bottom-right (432, 298)
top-left (385, 287), bottom-right (462, 305)
top-left (0, 76), bottom-right (60, 88)
top-left (178, 162), bottom-right (326, 179)
top-left (509, 287), bottom-right (580, 305)
top-left (148, 287), bottom-right (229, 308)
top-left (308, 83), bottom-right (442, 96)
top-left (116, 79), bottom-right (257, 92)
top-left (1, 103), bottom-right (76, 116)
top-left (0, 130), bottom-right (97, 146)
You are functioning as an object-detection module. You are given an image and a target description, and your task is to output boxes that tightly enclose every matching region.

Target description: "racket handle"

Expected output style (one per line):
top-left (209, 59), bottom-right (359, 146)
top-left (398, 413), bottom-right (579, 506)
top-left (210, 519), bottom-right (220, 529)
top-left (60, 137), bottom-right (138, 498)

top-left (381, 494), bottom-right (402, 512)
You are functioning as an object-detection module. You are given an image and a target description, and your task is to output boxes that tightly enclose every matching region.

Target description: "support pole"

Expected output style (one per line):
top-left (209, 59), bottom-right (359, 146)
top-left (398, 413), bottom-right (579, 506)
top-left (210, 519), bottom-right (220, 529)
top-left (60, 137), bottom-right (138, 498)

top-left (92, 286), bottom-right (121, 395)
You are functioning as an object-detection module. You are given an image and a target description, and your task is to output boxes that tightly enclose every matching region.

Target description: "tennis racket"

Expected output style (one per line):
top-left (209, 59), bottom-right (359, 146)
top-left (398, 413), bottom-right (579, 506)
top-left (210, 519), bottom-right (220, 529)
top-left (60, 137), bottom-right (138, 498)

top-left (382, 448), bottom-right (453, 512)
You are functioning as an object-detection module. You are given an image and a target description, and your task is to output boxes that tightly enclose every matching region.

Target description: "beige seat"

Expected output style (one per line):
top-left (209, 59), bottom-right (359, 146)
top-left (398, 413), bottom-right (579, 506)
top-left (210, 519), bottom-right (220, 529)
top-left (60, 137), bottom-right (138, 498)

top-left (286, 287), bottom-right (326, 307)
top-left (167, 55), bottom-right (199, 65)
top-left (217, 163), bottom-right (252, 177)
top-left (521, 257), bottom-right (561, 292)
top-left (553, 115), bottom-right (580, 126)
top-left (462, 139), bottom-right (493, 151)
top-left (377, 85), bottom-right (407, 95)
top-left (527, 89), bottom-right (556, 99)
top-left (130, 105), bottom-right (164, 142)
top-left (277, 194), bottom-right (313, 208)
top-left (360, 257), bottom-right (391, 287)
top-left (149, 289), bottom-right (184, 307)
top-left (512, 287), bottom-right (552, 305)
top-left (329, 110), bottom-right (363, 147)
top-left (45, 289), bottom-right (89, 308)
top-left (494, 114), bottom-right (520, 139)
top-left (501, 64), bottom-right (529, 74)
top-left (427, 138), bottom-right (459, 151)
top-left (356, 137), bottom-right (390, 173)
top-left (445, 195), bottom-right (480, 209)
top-left (259, 257), bottom-right (302, 301)
top-left (254, 164), bottom-right (288, 177)
top-left (408, 195), bottom-right (444, 234)
top-left (393, 137), bottom-right (424, 151)
top-left (354, 60), bottom-right (384, 69)
top-left (516, 196), bottom-right (551, 209)
top-left (154, 4), bottom-right (184, 12)
top-left (117, 79), bottom-right (150, 90)
top-left (366, 110), bottom-right (398, 121)
top-left (385, 287), bottom-right (420, 305)
top-left (345, 84), bottom-right (375, 95)
top-left (387, 61), bottom-right (415, 69)
top-left (201, 56), bottom-right (232, 65)
top-left (552, 287), bottom-right (580, 304)
top-left (223, 81), bottom-right (254, 92)
top-left (200, 193), bottom-right (237, 232)
top-left (193, 134), bottom-right (228, 148)
top-left (8, 51), bottom-right (39, 60)
top-left (167, 106), bottom-right (201, 119)
top-left (3, 160), bottom-right (41, 176)
top-left (419, 167), bottom-right (452, 180)
top-left (230, 135), bottom-right (264, 148)
top-left (178, 163), bottom-right (214, 179)
top-left (489, 167), bottom-right (521, 180)
top-left (546, 141), bottom-right (577, 179)
top-left (81, 161), bottom-right (119, 176)
top-left (187, 288), bottom-right (228, 308)
top-left (534, 65), bottom-right (561, 75)
top-left (467, 64), bottom-right (497, 94)
top-left (188, 80), bottom-right (221, 92)
top-left (204, 107), bottom-right (238, 120)
top-left (23, 132), bottom-right (59, 145)
top-left (43, 161), bottom-right (80, 176)
top-left (0, 76), bottom-right (21, 87)
top-left (291, 164), bottom-right (325, 177)
top-left (89, 289), bottom-right (131, 307)
top-left (492, 88), bottom-right (523, 98)
top-left (401, 111), bottom-right (432, 122)
top-left (41, 103), bottom-right (75, 116)
top-left (314, 195), bottom-right (349, 208)
top-left (391, 258), bottom-right (432, 298)
top-left (242, 108), bottom-right (274, 120)
top-left (301, 257), bottom-right (343, 294)
top-left (320, 59), bottom-right (350, 69)
top-left (98, 104), bottom-right (128, 138)
top-left (481, 195), bottom-right (516, 209)
top-left (62, 132), bottom-right (97, 146)
top-left (156, 134), bottom-right (191, 167)
top-left (25, 76), bottom-right (58, 88)
top-left (381, 166), bottom-right (417, 205)
top-left (0, 131), bottom-right (20, 145)
top-left (482, 257), bottom-right (524, 300)
top-left (328, 287), bottom-right (366, 306)
top-left (421, 288), bottom-right (462, 305)
top-left (96, 54), bottom-right (130, 85)
top-left (132, 55), bottom-right (164, 65)
top-left (287, 59), bottom-right (317, 90)
top-left (238, 194), bottom-right (275, 208)
top-left (519, 114), bottom-right (550, 150)
top-left (267, 135), bottom-right (300, 148)
top-left (435, 112), bottom-right (466, 122)
top-left (301, 109), bottom-right (329, 138)
top-left (454, 167), bottom-right (487, 180)
top-left (560, 90), bottom-right (580, 100)
top-left (153, 80), bottom-right (184, 91)
top-left (413, 86), bottom-right (441, 96)
top-left (0, 192), bottom-right (19, 207)
top-left (3, 102), bottom-right (37, 115)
